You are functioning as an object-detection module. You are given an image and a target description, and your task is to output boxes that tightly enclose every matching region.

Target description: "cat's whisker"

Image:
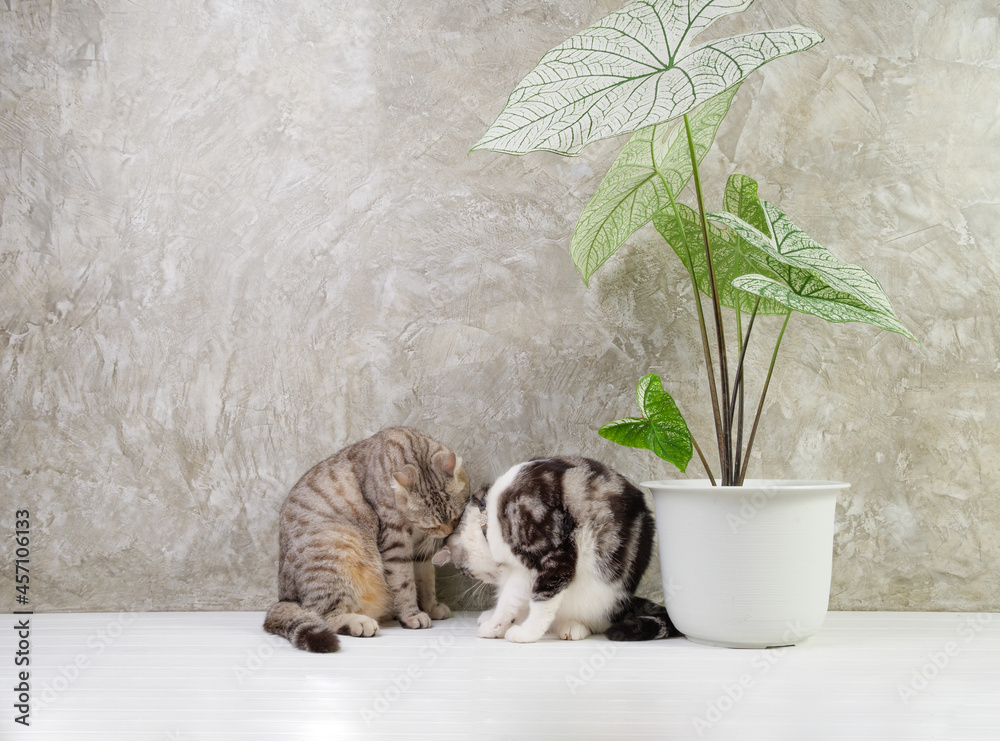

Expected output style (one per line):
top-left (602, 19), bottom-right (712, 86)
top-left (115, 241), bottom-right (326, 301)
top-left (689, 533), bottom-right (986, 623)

top-left (414, 536), bottom-right (442, 560)
top-left (473, 581), bottom-right (494, 609)
top-left (456, 581), bottom-right (482, 603)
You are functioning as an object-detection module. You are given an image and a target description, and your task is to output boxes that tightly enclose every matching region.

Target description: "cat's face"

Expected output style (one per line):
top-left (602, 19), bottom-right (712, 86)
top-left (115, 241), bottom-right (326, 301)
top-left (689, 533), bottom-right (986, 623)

top-left (432, 486), bottom-right (500, 583)
top-left (391, 450), bottom-right (471, 537)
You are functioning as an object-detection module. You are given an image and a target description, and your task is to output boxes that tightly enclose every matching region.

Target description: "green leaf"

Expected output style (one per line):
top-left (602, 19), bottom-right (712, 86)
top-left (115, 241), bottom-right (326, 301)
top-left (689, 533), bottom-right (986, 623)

top-left (723, 173), bottom-right (770, 240)
top-left (599, 373), bottom-right (692, 471)
top-left (732, 274), bottom-right (915, 337)
top-left (708, 205), bottom-right (917, 340)
top-left (718, 174), bottom-right (785, 315)
top-left (471, 0), bottom-right (823, 156)
top-left (570, 85), bottom-right (740, 285)
top-left (652, 201), bottom-right (788, 315)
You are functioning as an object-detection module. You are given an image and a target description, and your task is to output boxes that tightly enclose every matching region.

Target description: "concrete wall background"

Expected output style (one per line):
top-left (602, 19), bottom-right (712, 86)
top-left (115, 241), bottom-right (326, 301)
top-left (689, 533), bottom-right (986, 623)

top-left (1, 0), bottom-right (998, 613)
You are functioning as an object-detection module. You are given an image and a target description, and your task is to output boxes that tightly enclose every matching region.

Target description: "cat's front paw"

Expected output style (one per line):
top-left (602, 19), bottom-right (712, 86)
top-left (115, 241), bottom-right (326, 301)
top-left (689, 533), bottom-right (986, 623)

top-left (477, 609), bottom-right (495, 626)
top-left (398, 611), bottom-right (432, 630)
top-left (556, 620), bottom-right (591, 641)
top-left (478, 616), bottom-right (514, 639)
top-left (504, 624), bottom-right (543, 643)
top-left (426, 603), bottom-right (451, 620)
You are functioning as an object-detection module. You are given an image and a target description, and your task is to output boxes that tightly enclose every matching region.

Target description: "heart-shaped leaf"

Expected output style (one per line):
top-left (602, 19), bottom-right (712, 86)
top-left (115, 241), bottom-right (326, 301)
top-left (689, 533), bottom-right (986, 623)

top-left (731, 274), bottom-right (914, 337)
top-left (471, 0), bottom-right (823, 156)
top-left (723, 174), bottom-right (769, 236)
top-left (570, 85), bottom-right (740, 285)
top-left (599, 373), bottom-right (692, 471)
top-left (653, 193), bottom-right (788, 315)
top-left (709, 204), bottom-right (917, 339)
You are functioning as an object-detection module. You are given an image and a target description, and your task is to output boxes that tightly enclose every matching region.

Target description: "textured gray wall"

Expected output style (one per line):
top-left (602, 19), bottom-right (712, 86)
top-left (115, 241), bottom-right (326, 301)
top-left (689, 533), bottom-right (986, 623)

top-left (1, 0), bottom-right (998, 614)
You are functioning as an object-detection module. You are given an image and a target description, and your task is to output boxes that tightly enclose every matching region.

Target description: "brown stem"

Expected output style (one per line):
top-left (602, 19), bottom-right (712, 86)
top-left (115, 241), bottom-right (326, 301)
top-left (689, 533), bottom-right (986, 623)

top-left (659, 157), bottom-right (723, 487)
top-left (691, 435), bottom-right (717, 486)
top-left (729, 297), bottom-right (761, 424)
top-left (739, 311), bottom-right (791, 485)
top-left (732, 298), bottom-right (762, 483)
top-left (683, 114), bottom-right (732, 483)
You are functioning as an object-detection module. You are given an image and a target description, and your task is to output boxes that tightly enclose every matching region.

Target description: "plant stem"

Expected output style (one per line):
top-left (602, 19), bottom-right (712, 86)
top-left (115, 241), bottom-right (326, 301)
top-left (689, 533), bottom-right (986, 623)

top-left (683, 114), bottom-right (731, 484)
top-left (731, 297), bottom-right (761, 484)
top-left (691, 435), bottom-right (717, 486)
top-left (729, 298), bottom-right (761, 423)
top-left (739, 311), bottom-right (791, 485)
top-left (656, 172), bottom-right (723, 487)
top-left (734, 377), bottom-right (745, 483)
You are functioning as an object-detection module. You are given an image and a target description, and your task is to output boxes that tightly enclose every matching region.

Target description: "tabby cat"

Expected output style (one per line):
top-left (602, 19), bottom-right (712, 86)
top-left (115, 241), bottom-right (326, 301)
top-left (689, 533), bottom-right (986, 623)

top-left (433, 456), bottom-right (676, 642)
top-left (264, 427), bottom-right (471, 653)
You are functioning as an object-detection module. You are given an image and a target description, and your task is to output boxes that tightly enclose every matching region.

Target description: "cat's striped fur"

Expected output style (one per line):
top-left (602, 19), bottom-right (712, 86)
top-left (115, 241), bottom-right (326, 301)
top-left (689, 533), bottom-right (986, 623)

top-left (264, 427), bottom-right (471, 652)
top-left (434, 456), bottom-right (676, 643)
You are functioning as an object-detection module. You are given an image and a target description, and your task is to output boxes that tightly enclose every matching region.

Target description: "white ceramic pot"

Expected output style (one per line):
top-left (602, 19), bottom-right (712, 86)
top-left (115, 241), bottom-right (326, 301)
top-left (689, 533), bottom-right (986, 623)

top-left (644, 479), bottom-right (849, 649)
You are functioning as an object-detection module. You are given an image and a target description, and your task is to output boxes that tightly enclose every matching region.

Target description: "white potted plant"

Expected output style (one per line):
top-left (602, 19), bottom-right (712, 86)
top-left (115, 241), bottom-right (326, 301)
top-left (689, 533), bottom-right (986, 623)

top-left (471, 0), bottom-right (915, 647)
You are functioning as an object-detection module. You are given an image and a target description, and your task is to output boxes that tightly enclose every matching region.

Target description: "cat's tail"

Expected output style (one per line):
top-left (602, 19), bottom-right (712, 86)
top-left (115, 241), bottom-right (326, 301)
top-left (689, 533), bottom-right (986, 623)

top-left (606, 596), bottom-right (678, 641)
top-left (264, 601), bottom-right (340, 653)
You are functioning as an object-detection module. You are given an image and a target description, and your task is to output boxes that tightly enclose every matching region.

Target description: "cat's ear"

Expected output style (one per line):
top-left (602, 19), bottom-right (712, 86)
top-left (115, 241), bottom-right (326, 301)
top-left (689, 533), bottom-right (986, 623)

top-left (391, 465), bottom-right (418, 503)
top-left (433, 451), bottom-right (457, 477)
top-left (453, 456), bottom-right (466, 480)
top-left (431, 545), bottom-right (452, 567)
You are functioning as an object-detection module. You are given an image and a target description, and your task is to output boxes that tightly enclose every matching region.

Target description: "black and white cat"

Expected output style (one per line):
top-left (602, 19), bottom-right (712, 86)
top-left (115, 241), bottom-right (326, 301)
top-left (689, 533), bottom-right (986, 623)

top-left (433, 456), bottom-right (677, 643)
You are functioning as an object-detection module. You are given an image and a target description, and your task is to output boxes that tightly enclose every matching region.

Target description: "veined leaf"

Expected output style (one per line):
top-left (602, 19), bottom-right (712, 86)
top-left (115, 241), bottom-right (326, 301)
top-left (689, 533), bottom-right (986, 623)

top-left (709, 206), bottom-right (917, 340)
top-left (719, 173), bottom-right (779, 314)
top-left (471, 0), bottom-right (823, 156)
top-left (652, 201), bottom-right (787, 314)
top-left (723, 174), bottom-right (770, 240)
top-left (570, 85), bottom-right (739, 285)
top-left (761, 202), bottom-right (899, 318)
top-left (732, 274), bottom-right (915, 338)
top-left (599, 373), bottom-right (692, 471)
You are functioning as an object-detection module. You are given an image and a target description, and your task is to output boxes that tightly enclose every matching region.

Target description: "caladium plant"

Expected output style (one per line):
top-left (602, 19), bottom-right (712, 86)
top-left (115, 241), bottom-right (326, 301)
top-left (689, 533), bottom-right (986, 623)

top-left (472, 0), bottom-right (915, 486)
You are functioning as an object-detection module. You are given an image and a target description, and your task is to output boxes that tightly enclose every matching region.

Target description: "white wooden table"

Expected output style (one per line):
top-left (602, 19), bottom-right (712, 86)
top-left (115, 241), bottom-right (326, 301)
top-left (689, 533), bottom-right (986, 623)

top-left (2, 611), bottom-right (998, 740)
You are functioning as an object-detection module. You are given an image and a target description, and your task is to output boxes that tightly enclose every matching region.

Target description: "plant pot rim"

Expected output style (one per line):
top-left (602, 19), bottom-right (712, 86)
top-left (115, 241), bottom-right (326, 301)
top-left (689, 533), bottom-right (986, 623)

top-left (641, 478), bottom-right (850, 492)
